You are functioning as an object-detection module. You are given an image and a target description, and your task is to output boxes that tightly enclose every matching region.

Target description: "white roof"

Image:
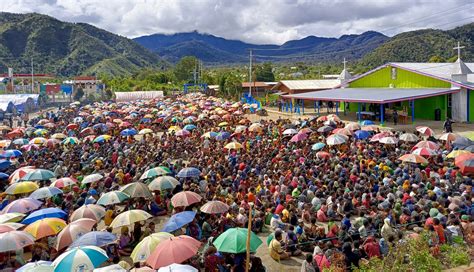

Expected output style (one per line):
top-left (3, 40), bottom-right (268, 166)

top-left (274, 79), bottom-right (341, 90)
top-left (390, 62), bottom-right (474, 82)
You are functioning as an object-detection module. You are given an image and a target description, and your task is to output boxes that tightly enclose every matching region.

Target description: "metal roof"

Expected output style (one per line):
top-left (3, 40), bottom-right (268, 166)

top-left (273, 79), bottom-right (341, 91)
top-left (282, 88), bottom-right (459, 104)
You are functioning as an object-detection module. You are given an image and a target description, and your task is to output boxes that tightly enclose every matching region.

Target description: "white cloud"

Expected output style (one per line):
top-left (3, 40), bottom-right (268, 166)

top-left (1, 0), bottom-right (472, 44)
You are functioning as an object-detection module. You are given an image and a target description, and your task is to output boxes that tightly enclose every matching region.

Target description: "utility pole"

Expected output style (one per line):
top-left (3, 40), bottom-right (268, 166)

top-left (31, 57), bottom-right (34, 93)
top-left (193, 61), bottom-right (197, 93)
top-left (248, 49), bottom-right (252, 97)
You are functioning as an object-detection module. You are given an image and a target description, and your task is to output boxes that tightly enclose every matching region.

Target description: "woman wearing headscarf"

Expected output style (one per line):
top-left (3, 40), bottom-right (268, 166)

top-left (381, 218), bottom-right (396, 242)
top-left (313, 246), bottom-right (330, 271)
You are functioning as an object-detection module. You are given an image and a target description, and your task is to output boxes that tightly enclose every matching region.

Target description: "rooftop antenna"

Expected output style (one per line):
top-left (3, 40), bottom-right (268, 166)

top-left (453, 41), bottom-right (464, 60)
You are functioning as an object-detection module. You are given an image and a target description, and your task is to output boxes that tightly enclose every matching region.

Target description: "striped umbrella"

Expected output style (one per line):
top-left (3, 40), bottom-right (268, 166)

top-left (0, 231), bottom-right (35, 253)
top-left (25, 218), bottom-right (66, 240)
top-left (131, 232), bottom-right (174, 262)
top-left (93, 135), bottom-right (112, 143)
top-left (326, 134), bottom-right (348, 146)
top-left (0, 223), bottom-right (24, 233)
top-left (412, 147), bottom-right (437, 157)
top-left (398, 154), bottom-right (429, 164)
top-left (0, 213), bottom-right (26, 224)
top-left (2, 198), bottom-right (42, 214)
top-left (50, 177), bottom-right (78, 188)
top-left (55, 218), bottom-right (97, 251)
top-left (0, 149), bottom-right (22, 158)
top-left (148, 176), bottom-right (180, 191)
top-left (415, 140), bottom-right (439, 150)
top-left (171, 191), bottom-right (202, 207)
top-left (379, 137), bottom-right (399, 145)
top-left (97, 191), bottom-right (130, 206)
top-left (176, 167), bottom-right (201, 178)
top-left (70, 204), bottom-right (106, 222)
top-left (109, 210), bottom-right (152, 229)
top-left (29, 137), bottom-right (47, 145)
top-left (140, 167), bottom-right (169, 180)
top-left (22, 208), bottom-right (67, 224)
top-left (416, 126), bottom-right (434, 136)
top-left (200, 201), bottom-right (229, 214)
top-left (5, 182), bottom-right (39, 195)
top-left (62, 137), bottom-right (80, 145)
top-left (12, 138), bottom-right (29, 145)
top-left (120, 182), bottom-right (153, 199)
top-left (68, 231), bottom-right (116, 249)
top-left (399, 133), bottom-right (419, 142)
top-left (29, 187), bottom-right (63, 200)
top-left (52, 246), bottom-right (108, 272)
top-left (20, 169), bottom-right (55, 181)
top-left (224, 142), bottom-right (243, 149)
top-left (447, 150), bottom-right (471, 159)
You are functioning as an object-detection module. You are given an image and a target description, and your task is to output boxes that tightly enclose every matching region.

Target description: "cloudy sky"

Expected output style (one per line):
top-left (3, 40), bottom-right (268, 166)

top-left (1, 0), bottom-right (473, 44)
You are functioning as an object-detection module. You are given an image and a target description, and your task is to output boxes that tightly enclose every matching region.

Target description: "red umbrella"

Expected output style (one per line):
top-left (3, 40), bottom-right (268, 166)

top-left (6, 130), bottom-right (23, 139)
top-left (398, 154), bottom-right (429, 164)
top-left (119, 122), bottom-right (132, 128)
top-left (146, 235), bottom-right (201, 269)
top-left (416, 126), bottom-right (434, 136)
top-left (66, 124), bottom-right (79, 130)
top-left (316, 151), bottom-right (331, 160)
top-left (80, 127), bottom-right (95, 136)
top-left (411, 147), bottom-right (437, 157)
top-left (455, 153), bottom-right (474, 175)
top-left (171, 191), bottom-right (202, 207)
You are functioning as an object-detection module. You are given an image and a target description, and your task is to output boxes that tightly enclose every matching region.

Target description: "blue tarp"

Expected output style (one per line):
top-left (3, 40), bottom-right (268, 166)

top-left (61, 85), bottom-right (73, 95)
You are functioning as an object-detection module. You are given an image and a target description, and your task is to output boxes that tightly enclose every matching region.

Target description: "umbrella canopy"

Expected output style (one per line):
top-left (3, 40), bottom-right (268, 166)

top-left (399, 133), bottom-right (419, 142)
top-left (175, 130), bottom-right (190, 137)
top-left (447, 150), bottom-right (471, 159)
top-left (110, 210), bottom-right (152, 229)
top-left (225, 142), bottom-right (243, 149)
top-left (50, 177), bottom-right (78, 188)
top-left (162, 211), bottom-right (196, 233)
top-left (438, 132), bottom-right (458, 142)
top-left (176, 167), bottom-right (201, 178)
top-left (5, 181), bottom-right (39, 195)
top-left (215, 132), bottom-right (230, 141)
top-left (398, 154), bottom-right (429, 164)
top-left (25, 218), bottom-right (66, 240)
top-left (183, 124), bottom-right (197, 131)
top-left (22, 208), bottom-right (67, 224)
top-left (2, 198), bottom-right (42, 214)
top-left (171, 191), bottom-right (202, 207)
top-left (416, 126), bottom-right (434, 136)
top-left (13, 138), bottom-right (29, 145)
top-left (326, 134), bottom-right (347, 145)
top-left (97, 191), bottom-right (130, 206)
top-left (453, 136), bottom-right (474, 149)
top-left (139, 128), bottom-right (154, 135)
top-left (148, 176), bottom-right (180, 191)
top-left (68, 231), bottom-right (117, 249)
top-left (94, 264), bottom-right (127, 272)
top-left (290, 133), bottom-right (308, 142)
top-left (200, 201), bottom-right (229, 214)
top-left (70, 204), bottom-right (106, 222)
top-left (0, 149), bottom-right (22, 158)
top-left (51, 133), bottom-right (67, 140)
top-left (140, 167), bottom-right (169, 180)
top-left (120, 182), bottom-right (153, 199)
top-left (379, 137), bottom-right (399, 145)
top-left (317, 126), bottom-right (334, 133)
top-left (345, 122), bottom-right (361, 131)
top-left (0, 231), bottom-right (35, 252)
top-left (29, 137), bottom-right (47, 145)
top-left (62, 137), bottom-right (80, 145)
top-left (146, 235), bottom-right (201, 269)
top-left (93, 135), bottom-right (112, 143)
top-left (17, 260), bottom-right (53, 272)
top-left (120, 128), bottom-right (138, 136)
top-left (157, 264), bottom-right (198, 272)
top-left (359, 120), bottom-right (375, 125)
top-left (55, 218), bottom-right (97, 251)
top-left (201, 131), bottom-right (218, 138)
top-left (0, 213), bottom-right (26, 224)
top-left (131, 232), bottom-right (174, 262)
top-left (415, 140), bottom-right (439, 150)
top-left (82, 173), bottom-right (103, 184)
top-left (412, 147), bottom-right (437, 157)
top-left (20, 169), bottom-right (55, 181)
top-left (311, 142), bottom-right (326, 151)
top-left (52, 246), bottom-right (108, 272)
top-left (282, 128), bottom-right (298, 135)
top-left (316, 151), bottom-right (331, 160)
top-left (29, 187), bottom-right (63, 200)
top-left (455, 153), bottom-right (474, 175)
top-left (0, 223), bottom-right (24, 233)
top-left (213, 227), bottom-right (262, 253)
top-left (354, 130), bottom-right (370, 139)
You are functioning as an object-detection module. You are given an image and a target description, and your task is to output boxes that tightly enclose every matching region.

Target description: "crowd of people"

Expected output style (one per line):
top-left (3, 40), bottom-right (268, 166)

top-left (0, 93), bottom-right (472, 272)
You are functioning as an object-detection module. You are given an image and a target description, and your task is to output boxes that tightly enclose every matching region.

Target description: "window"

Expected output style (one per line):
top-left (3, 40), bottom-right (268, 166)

top-left (391, 67), bottom-right (397, 80)
top-left (447, 94), bottom-right (452, 108)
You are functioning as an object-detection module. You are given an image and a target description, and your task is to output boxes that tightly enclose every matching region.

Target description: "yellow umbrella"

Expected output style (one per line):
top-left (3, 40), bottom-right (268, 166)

top-left (51, 133), bottom-right (67, 139)
top-left (5, 182), bottom-right (39, 195)
top-left (25, 218), bottom-right (66, 240)
top-left (139, 128), bottom-right (153, 135)
top-left (0, 140), bottom-right (11, 148)
top-left (0, 213), bottom-right (26, 223)
top-left (168, 126), bottom-right (181, 132)
top-left (109, 210), bottom-right (152, 229)
top-left (447, 150), bottom-right (471, 159)
top-left (460, 131), bottom-right (474, 141)
top-left (248, 123), bottom-right (263, 132)
top-left (218, 122), bottom-right (229, 127)
top-left (29, 137), bottom-right (47, 145)
top-left (225, 142), bottom-right (243, 150)
top-left (131, 232), bottom-right (174, 262)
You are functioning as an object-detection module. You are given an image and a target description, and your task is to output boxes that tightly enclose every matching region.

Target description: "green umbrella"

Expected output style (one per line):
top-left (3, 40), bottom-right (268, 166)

top-left (266, 233), bottom-right (274, 246)
top-left (213, 228), bottom-right (262, 253)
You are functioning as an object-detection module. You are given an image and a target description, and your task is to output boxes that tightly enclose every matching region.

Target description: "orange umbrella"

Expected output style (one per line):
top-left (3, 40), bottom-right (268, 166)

top-left (25, 218), bottom-right (66, 240)
top-left (398, 154), bottom-right (429, 164)
top-left (455, 153), bottom-right (474, 175)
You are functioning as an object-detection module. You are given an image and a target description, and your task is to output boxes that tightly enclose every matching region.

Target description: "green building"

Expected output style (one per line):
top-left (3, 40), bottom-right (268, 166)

top-left (282, 58), bottom-right (474, 124)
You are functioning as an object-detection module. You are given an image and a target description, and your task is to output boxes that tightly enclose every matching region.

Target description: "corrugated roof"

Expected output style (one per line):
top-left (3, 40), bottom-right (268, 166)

top-left (282, 88), bottom-right (459, 104)
top-left (274, 79), bottom-right (341, 90)
top-left (390, 62), bottom-right (474, 81)
top-left (242, 82), bottom-right (269, 88)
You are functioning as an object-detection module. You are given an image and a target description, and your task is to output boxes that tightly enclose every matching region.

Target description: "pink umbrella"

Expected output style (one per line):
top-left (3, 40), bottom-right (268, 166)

top-left (0, 223), bottom-right (24, 233)
top-left (20, 144), bottom-right (40, 152)
top-left (70, 204), bottom-right (106, 222)
top-left (2, 198), bottom-right (42, 214)
top-left (290, 133), bottom-right (308, 142)
top-left (416, 126), bottom-right (434, 136)
top-left (333, 128), bottom-right (352, 136)
top-left (9, 166), bottom-right (36, 184)
top-left (50, 177), bottom-right (78, 188)
top-left (55, 218), bottom-right (97, 250)
top-left (44, 138), bottom-right (61, 148)
top-left (316, 151), bottom-right (331, 160)
top-left (171, 191), bottom-right (202, 207)
top-left (414, 140), bottom-right (439, 150)
top-left (175, 130), bottom-right (190, 137)
top-left (370, 132), bottom-right (391, 142)
top-left (412, 147), bottom-right (437, 157)
top-left (200, 201), bottom-right (229, 214)
top-left (146, 235), bottom-right (201, 269)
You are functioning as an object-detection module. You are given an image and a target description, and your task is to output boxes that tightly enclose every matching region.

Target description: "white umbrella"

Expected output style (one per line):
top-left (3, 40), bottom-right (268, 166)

top-left (399, 133), bottom-right (419, 142)
top-left (379, 137), bottom-right (399, 145)
top-left (157, 263), bottom-right (198, 272)
top-left (82, 174), bottom-right (103, 184)
top-left (326, 134), bottom-right (348, 146)
top-left (282, 128), bottom-right (298, 135)
top-left (109, 210), bottom-right (152, 229)
top-left (0, 231), bottom-right (35, 252)
top-left (93, 264), bottom-right (127, 272)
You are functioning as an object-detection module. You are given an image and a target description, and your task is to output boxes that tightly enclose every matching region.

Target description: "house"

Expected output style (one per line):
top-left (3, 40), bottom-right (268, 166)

top-left (63, 76), bottom-right (103, 97)
top-left (241, 82), bottom-right (275, 96)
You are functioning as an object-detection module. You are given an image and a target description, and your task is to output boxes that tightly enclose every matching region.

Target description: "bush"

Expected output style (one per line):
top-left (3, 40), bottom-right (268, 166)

top-left (440, 244), bottom-right (470, 267)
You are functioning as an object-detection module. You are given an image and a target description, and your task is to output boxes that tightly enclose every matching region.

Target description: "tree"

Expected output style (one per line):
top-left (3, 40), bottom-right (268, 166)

top-left (73, 88), bottom-right (84, 101)
top-left (255, 62), bottom-right (275, 82)
top-left (224, 73), bottom-right (242, 99)
top-left (174, 56), bottom-right (199, 83)
top-left (428, 55), bottom-right (445, 63)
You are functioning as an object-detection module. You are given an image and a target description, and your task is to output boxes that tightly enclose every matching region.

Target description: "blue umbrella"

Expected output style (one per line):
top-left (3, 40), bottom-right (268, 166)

top-left (0, 160), bottom-right (12, 171)
top-left (216, 132), bottom-right (231, 141)
top-left (92, 123), bottom-right (108, 131)
top-left (68, 231), bottom-right (117, 249)
top-left (120, 129), bottom-right (138, 136)
top-left (140, 118), bottom-right (151, 123)
top-left (0, 149), bottom-right (22, 158)
top-left (22, 207), bottom-right (67, 224)
top-left (29, 187), bottom-right (63, 200)
top-left (161, 211), bottom-right (196, 233)
top-left (354, 130), bottom-right (371, 139)
top-left (52, 246), bottom-right (108, 271)
top-left (0, 172), bottom-right (9, 180)
top-left (360, 120), bottom-right (375, 125)
top-left (176, 167), bottom-right (201, 178)
top-left (183, 124), bottom-right (197, 131)
top-left (311, 143), bottom-right (326, 151)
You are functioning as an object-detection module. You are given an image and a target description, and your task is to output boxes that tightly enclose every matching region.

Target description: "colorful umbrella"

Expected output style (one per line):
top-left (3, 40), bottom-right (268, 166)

top-left (146, 235), bottom-right (201, 269)
top-left (93, 135), bottom-right (112, 143)
top-left (370, 132), bottom-right (392, 142)
top-left (455, 153), bottom-right (474, 175)
top-left (333, 128), bottom-right (352, 136)
top-left (50, 177), bottom-right (78, 188)
top-left (157, 264), bottom-right (198, 272)
top-left (109, 210), bottom-right (152, 229)
top-left (17, 261), bottom-right (53, 272)
top-left (0, 223), bottom-right (24, 233)
top-left (120, 128), bottom-right (138, 136)
top-left (183, 124), bottom-right (197, 131)
top-left (326, 134), bottom-right (347, 145)
top-left (215, 132), bottom-right (231, 141)
top-left (20, 169), bottom-right (55, 181)
top-left (176, 167), bottom-right (201, 178)
top-left (171, 191), bottom-right (202, 207)
top-left (51, 133), bottom-right (67, 140)
top-left (345, 122), bottom-right (361, 131)
top-left (62, 137), bottom-right (80, 145)
top-left (30, 187), bottom-right (63, 200)
top-left (97, 191), bottom-right (130, 206)
top-left (13, 138), bottom-right (29, 145)
top-left (55, 218), bottom-right (97, 251)
top-left (283, 128), bottom-right (298, 135)
top-left (200, 201), bottom-right (229, 214)
top-left (398, 154), bottom-right (429, 164)
top-left (52, 246), bottom-right (108, 272)
top-left (5, 181), bottom-right (39, 195)
top-left (0, 231), bottom-right (35, 252)
top-left (447, 150), bottom-right (471, 159)
top-left (0, 213), bottom-right (26, 224)
top-left (120, 182), bottom-right (153, 198)
top-left (20, 144), bottom-right (40, 152)
top-left (399, 133), bottom-right (419, 142)
top-left (175, 130), bottom-right (190, 137)
top-left (317, 126), bottom-right (334, 133)
top-left (316, 151), bottom-right (331, 160)
top-left (68, 231), bottom-right (116, 249)
top-left (2, 198), bottom-right (42, 214)
top-left (161, 211), bottom-right (196, 233)
top-left (22, 208), bottom-right (67, 224)
top-left (311, 142), bottom-right (326, 151)
top-left (290, 133), bottom-right (308, 142)
top-left (379, 137), bottom-right (399, 145)
top-left (415, 140), bottom-right (439, 150)
top-left (25, 218), bottom-right (66, 240)
top-left (354, 130), bottom-right (370, 139)
top-left (201, 131), bottom-right (218, 138)
top-left (82, 173), bottom-right (103, 184)
top-left (225, 142), bottom-right (243, 149)
top-left (416, 126), bottom-right (434, 136)
top-left (131, 232), bottom-right (174, 262)
top-left (70, 204), bottom-right (106, 222)
top-left (411, 147), bottom-right (437, 157)
top-left (213, 227), bottom-right (262, 253)
top-left (0, 149), bottom-right (22, 158)
top-left (29, 137), bottom-right (47, 145)
top-left (140, 167), bottom-right (169, 180)
top-left (148, 176), bottom-right (180, 191)
top-left (438, 132), bottom-right (458, 142)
